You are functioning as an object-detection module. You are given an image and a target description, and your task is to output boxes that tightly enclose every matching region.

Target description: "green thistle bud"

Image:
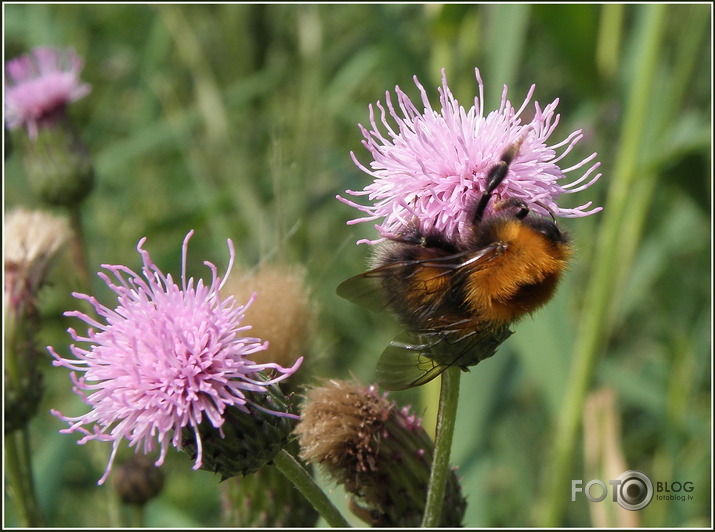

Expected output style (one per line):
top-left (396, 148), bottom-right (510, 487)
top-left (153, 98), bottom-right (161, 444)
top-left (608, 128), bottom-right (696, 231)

top-left (4, 343), bottom-right (44, 435)
top-left (181, 380), bottom-right (298, 480)
top-left (18, 120), bottom-right (95, 208)
top-left (296, 380), bottom-right (467, 527)
top-left (221, 444), bottom-right (319, 528)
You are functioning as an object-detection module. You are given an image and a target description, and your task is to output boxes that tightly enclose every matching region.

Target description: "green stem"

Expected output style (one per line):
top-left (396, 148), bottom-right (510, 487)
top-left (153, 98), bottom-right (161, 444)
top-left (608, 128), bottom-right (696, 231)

top-left (4, 302), bottom-right (44, 526)
top-left (128, 504), bottom-right (145, 528)
top-left (4, 309), bottom-right (22, 390)
top-left (422, 366), bottom-right (461, 527)
top-left (68, 205), bottom-right (91, 292)
top-left (5, 429), bottom-right (44, 526)
top-left (273, 448), bottom-right (351, 528)
top-left (19, 427), bottom-right (42, 524)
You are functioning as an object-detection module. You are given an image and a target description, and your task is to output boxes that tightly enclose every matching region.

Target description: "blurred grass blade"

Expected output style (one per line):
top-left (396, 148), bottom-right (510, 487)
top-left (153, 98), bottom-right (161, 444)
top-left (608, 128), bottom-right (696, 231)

top-left (541, 4), bottom-right (667, 525)
top-left (596, 4), bottom-right (624, 82)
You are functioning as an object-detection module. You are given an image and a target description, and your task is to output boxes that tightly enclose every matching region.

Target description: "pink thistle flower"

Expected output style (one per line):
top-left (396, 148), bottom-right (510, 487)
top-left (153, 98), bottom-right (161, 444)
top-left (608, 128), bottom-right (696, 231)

top-left (49, 231), bottom-right (302, 485)
top-left (338, 68), bottom-right (602, 245)
top-left (5, 46), bottom-right (91, 139)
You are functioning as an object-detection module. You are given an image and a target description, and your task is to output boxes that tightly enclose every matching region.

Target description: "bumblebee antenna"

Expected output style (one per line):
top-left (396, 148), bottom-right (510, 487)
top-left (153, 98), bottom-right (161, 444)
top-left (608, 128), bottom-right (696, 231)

top-left (473, 133), bottom-right (528, 223)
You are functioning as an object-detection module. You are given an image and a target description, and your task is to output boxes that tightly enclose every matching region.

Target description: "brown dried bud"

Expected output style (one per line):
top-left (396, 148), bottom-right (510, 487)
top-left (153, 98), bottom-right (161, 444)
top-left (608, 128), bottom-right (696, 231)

top-left (296, 379), bottom-right (466, 527)
top-left (221, 265), bottom-right (313, 390)
top-left (112, 455), bottom-right (165, 506)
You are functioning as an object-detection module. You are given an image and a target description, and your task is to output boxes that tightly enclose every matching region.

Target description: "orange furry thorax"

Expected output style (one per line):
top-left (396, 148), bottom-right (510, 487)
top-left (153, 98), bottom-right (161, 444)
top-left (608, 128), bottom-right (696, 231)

top-left (463, 219), bottom-right (572, 324)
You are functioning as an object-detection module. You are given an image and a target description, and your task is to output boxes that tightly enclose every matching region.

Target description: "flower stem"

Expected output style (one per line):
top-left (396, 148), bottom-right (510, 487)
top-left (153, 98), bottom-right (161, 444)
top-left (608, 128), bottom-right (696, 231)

top-left (273, 448), bottom-right (351, 528)
top-left (128, 505), bottom-right (145, 528)
top-left (5, 428), bottom-right (45, 526)
top-left (422, 365), bottom-right (461, 527)
top-left (4, 303), bottom-right (44, 526)
top-left (68, 205), bottom-right (91, 292)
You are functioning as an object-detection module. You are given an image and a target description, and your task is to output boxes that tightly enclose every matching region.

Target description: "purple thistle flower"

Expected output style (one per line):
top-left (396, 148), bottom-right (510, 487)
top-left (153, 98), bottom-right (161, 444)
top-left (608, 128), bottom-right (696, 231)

top-left (49, 231), bottom-right (302, 485)
top-left (338, 68), bottom-right (602, 245)
top-left (5, 46), bottom-right (91, 139)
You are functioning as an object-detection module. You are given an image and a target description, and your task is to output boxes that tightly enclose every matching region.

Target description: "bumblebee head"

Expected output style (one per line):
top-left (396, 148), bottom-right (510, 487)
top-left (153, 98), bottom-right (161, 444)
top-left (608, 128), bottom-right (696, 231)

top-left (521, 214), bottom-right (569, 246)
top-left (470, 135), bottom-right (569, 249)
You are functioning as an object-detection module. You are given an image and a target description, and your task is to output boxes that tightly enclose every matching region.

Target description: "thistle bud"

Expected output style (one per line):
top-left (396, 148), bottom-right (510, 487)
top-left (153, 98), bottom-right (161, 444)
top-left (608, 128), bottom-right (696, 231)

top-left (113, 455), bottom-right (165, 506)
top-left (4, 209), bottom-right (71, 313)
top-left (221, 446), bottom-right (319, 528)
top-left (4, 344), bottom-right (44, 434)
top-left (18, 122), bottom-right (95, 207)
top-left (5, 208), bottom-right (70, 432)
top-left (181, 379), bottom-right (299, 481)
top-left (221, 265), bottom-right (313, 387)
top-left (296, 380), bottom-right (466, 527)
top-left (5, 47), bottom-right (94, 207)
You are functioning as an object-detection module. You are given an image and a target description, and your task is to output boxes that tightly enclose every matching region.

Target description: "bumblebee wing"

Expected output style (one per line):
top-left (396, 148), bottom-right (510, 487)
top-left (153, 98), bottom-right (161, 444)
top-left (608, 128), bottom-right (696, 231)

top-left (375, 324), bottom-right (513, 391)
top-left (336, 244), bottom-right (500, 314)
top-left (374, 331), bottom-right (450, 390)
top-left (336, 267), bottom-right (394, 313)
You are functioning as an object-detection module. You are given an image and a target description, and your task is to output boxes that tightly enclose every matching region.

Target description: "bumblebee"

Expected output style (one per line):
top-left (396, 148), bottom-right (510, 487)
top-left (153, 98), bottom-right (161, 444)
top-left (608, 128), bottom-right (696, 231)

top-left (338, 137), bottom-right (572, 390)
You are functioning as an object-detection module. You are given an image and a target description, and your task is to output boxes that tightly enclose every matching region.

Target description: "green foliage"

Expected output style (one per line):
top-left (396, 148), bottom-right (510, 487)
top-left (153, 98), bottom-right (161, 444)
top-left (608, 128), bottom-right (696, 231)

top-left (4, 4), bottom-right (711, 527)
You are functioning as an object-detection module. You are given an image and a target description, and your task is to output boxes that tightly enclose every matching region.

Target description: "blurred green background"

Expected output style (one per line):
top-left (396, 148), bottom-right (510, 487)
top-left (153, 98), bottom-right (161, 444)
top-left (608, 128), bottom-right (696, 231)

top-left (4, 3), bottom-right (711, 528)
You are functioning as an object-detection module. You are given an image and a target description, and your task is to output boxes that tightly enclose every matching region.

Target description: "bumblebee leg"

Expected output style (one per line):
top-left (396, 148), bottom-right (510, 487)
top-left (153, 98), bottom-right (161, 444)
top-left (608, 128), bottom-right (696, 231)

top-left (473, 133), bottom-right (530, 223)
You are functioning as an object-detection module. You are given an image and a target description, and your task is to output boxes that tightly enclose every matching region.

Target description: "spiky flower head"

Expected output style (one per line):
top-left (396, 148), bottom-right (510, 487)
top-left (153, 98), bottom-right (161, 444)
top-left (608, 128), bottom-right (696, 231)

top-left (338, 68), bottom-right (602, 245)
top-left (49, 231), bottom-right (302, 484)
top-left (296, 379), bottom-right (466, 527)
top-left (5, 47), bottom-right (91, 139)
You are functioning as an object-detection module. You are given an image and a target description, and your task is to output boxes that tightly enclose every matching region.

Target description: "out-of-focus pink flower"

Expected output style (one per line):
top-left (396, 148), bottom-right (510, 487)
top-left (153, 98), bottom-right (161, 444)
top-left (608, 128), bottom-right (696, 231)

top-left (5, 46), bottom-right (91, 139)
top-left (338, 68), bottom-right (602, 245)
top-left (49, 231), bottom-right (302, 485)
